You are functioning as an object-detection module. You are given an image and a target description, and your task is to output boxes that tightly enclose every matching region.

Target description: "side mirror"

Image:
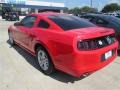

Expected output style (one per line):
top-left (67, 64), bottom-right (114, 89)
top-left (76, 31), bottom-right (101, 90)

top-left (14, 22), bottom-right (22, 26)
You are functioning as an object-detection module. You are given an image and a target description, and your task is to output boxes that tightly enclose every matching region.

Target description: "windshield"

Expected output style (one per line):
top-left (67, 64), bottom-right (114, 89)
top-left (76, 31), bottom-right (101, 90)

top-left (48, 15), bottom-right (96, 30)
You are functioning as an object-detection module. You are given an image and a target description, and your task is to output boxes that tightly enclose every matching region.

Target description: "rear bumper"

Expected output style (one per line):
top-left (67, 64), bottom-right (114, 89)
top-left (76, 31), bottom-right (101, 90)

top-left (56, 41), bottom-right (118, 77)
top-left (71, 53), bottom-right (117, 77)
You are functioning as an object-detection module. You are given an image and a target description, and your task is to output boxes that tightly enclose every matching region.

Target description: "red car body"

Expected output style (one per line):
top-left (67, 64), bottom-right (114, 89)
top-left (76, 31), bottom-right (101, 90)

top-left (8, 12), bottom-right (118, 77)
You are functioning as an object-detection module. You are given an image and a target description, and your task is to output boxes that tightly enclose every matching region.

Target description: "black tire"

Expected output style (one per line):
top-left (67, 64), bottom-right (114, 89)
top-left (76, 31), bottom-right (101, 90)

top-left (36, 46), bottom-right (55, 75)
top-left (8, 32), bottom-right (15, 46)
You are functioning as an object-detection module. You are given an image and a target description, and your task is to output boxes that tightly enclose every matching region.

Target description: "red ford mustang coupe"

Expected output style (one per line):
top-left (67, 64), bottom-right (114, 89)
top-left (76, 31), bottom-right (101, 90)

top-left (8, 12), bottom-right (118, 77)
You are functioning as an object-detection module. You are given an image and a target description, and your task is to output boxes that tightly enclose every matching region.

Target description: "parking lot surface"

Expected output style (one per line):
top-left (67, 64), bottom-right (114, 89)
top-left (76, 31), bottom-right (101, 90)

top-left (0, 20), bottom-right (120, 90)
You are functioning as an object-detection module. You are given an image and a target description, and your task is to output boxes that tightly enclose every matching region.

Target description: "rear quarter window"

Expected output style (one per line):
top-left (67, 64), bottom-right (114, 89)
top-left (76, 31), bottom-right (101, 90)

top-left (38, 20), bottom-right (50, 28)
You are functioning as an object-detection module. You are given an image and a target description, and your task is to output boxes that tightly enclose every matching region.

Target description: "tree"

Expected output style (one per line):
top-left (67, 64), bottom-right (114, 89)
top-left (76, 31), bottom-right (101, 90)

top-left (69, 7), bottom-right (80, 15)
top-left (68, 6), bottom-right (94, 15)
top-left (102, 3), bottom-right (120, 13)
top-left (67, 6), bottom-right (98, 15)
top-left (63, 7), bottom-right (69, 13)
top-left (80, 6), bottom-right (92, 13)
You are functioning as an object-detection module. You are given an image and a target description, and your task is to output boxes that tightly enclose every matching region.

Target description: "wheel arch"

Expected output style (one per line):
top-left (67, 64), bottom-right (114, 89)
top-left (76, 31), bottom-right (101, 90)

top-left (34, 43), bottom-right (45, 54)
top-left (34, 42), bottom-right (55, 67)
top-left (8, 29), bottom-right (11, 33)
top-left (34, 42), bottom-right (52, 58)
top-left (8, 26), bottom-right (13, 34)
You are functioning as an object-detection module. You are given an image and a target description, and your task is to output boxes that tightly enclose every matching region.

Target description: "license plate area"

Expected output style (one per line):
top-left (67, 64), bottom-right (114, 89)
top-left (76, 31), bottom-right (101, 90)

top-left (105, 51), bottom-right (112, 60)
top-left (101, 49), bottom-right (115, 62)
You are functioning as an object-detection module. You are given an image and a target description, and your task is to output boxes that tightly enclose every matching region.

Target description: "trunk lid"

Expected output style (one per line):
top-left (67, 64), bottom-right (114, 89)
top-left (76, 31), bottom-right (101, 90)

top-left (66, 27), bottom-right (115, 40)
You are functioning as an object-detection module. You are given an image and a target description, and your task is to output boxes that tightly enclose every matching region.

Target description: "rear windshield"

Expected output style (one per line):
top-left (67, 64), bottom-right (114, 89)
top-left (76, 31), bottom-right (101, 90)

top-left (48, 15), bottom-right (96, 30)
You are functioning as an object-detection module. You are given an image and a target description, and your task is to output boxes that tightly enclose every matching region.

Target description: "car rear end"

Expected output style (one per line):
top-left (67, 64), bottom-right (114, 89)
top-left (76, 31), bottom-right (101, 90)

top-left (47, 13), bottom-right (118, 77)
top-left (70, 33), bottom-right (118, 77)
top-left (52, 26), bottom-right (117, 77)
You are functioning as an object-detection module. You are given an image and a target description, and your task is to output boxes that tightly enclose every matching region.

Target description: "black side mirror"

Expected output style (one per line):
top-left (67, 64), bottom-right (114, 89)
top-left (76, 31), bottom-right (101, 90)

top-left (14, 22), bottom-right (22, 26)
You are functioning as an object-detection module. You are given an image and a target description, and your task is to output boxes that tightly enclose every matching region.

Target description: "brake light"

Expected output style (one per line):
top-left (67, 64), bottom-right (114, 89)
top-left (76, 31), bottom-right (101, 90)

top-left (77, 34), bottom-right (116, 50)
top-left (77, 40), bottom-right (97, 50)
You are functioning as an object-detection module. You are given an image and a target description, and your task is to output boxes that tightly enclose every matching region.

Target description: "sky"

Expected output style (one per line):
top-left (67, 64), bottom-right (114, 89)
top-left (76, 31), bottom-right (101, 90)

top-left (40, 0), bottom-right (120, 11)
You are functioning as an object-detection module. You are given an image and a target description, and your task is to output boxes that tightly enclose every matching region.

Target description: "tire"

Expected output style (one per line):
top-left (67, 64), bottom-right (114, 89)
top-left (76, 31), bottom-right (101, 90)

top-left (36, 46), bottom-right (55, 75)
top-left (8, 32), bottom-right (15, 46)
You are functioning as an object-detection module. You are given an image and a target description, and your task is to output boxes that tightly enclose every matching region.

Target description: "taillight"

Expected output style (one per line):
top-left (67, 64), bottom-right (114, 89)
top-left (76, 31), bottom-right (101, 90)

top-left (77, 40), bottom-right (97, 50)
top-left (77, 34), bottom-right (116, 50)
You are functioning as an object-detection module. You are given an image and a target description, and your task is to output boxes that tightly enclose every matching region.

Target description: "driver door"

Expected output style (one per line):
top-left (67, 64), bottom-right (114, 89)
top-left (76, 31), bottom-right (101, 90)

top-left (16, 16), bottom-right (37, 49)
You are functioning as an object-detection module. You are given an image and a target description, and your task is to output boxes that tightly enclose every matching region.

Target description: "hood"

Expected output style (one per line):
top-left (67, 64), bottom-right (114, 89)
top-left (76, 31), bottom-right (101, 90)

top-left (66, 27), bottom-right (115, 40)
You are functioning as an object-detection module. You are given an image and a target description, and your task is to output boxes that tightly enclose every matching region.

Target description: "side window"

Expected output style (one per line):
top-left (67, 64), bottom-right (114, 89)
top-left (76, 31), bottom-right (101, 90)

top-left (96, 18), bottom-right (108, 25)
top-left (21, 16), bottom-right (36, 27)
top-left (38, 20), bottom-right (50, 28)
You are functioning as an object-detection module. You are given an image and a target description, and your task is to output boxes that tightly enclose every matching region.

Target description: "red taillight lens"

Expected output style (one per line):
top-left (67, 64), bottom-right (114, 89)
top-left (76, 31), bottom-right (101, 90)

top-left (77, 40), bottom-right (97, 50)
top-left (77, 34), bottom-right (116, 50)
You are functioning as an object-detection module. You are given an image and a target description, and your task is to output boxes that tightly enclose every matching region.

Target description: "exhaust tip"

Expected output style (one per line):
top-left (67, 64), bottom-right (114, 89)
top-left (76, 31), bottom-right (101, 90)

top-left (83, 72), bottom-right (90, 77)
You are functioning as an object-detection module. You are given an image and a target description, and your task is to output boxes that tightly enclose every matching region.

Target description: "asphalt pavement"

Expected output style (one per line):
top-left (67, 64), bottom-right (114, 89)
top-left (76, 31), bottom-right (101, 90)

top-left (0, 19), bottom-right (120, 90)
